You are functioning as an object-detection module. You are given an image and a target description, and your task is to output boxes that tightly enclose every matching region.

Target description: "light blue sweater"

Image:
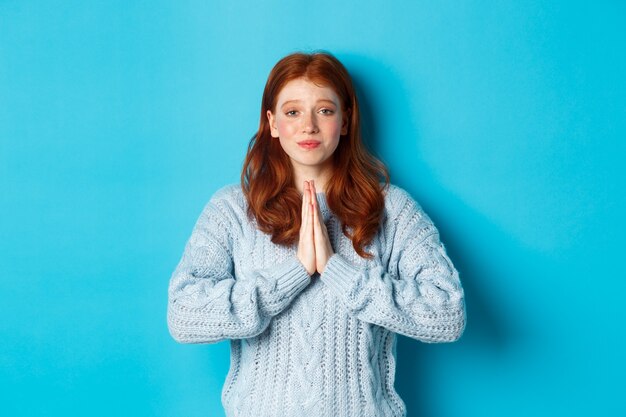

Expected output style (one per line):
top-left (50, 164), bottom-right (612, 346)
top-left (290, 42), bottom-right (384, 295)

top-left (167, 183), bottom-right (466, 417)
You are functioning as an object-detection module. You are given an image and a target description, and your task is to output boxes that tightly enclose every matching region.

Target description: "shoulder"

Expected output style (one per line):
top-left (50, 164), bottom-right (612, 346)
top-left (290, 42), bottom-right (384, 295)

top-left (200, 183), bottom-right (249, 227)
top-left (208, 183), bottom-right (245, 208)
top-left (382, 183), bottom-right (421, 215)
top-left (382, 183), bottom-right (435, 230)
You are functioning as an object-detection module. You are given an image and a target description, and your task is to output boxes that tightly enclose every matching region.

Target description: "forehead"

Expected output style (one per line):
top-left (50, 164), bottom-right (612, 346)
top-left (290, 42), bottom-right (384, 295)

top-left (276, 77), bottom-right (340, 105)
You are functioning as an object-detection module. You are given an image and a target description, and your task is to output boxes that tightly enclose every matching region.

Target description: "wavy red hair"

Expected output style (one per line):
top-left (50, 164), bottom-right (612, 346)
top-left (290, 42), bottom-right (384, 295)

top-left (240, 51), bottom-right (390, 259)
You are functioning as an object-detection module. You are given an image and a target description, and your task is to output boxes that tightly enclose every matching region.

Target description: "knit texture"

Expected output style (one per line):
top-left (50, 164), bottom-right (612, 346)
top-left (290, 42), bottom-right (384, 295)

top-left (167, 183), bottom-right (466, 417)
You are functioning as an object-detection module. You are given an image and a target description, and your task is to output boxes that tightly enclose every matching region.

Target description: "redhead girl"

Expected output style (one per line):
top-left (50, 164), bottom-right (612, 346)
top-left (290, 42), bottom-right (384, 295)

top-left (167, 51), bottom-right (466, 417)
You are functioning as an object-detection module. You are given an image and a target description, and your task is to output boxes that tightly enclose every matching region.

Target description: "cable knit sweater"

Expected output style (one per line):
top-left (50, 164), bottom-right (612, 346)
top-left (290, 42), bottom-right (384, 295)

top-left (167, 183), bottom-right (466, 417)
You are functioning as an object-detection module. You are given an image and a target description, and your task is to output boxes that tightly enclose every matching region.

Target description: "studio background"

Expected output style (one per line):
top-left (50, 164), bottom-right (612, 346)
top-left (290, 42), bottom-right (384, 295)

top-left (1, 1), bottom-right (624, 416)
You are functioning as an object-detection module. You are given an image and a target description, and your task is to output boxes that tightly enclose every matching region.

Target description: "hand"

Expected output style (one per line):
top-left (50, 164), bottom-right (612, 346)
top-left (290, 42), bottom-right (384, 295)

top-left (310, 180), bottom-right (334, 274)
top-left (296, 180), bottom-right (334, 275)
top-left (297, 180), bottom-right (317, 275)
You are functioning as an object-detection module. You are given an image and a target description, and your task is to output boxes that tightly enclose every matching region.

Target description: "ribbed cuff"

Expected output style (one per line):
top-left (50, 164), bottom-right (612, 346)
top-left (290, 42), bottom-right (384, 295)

top-left (264, 256), bottom-right (311, 303)
top-left (320, 253), bottom-right (360, 298)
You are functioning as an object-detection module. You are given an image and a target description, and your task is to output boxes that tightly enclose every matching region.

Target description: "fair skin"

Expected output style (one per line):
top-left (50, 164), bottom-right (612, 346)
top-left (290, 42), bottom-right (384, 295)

top-left (266, 77), bottom-right (348, 275)
top-left (297, 179), bottom-right (334, 275)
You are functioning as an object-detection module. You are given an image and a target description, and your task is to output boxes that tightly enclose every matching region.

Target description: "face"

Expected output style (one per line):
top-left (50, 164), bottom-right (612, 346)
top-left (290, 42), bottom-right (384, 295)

top-left (267, 77), bottom-right (348, 176)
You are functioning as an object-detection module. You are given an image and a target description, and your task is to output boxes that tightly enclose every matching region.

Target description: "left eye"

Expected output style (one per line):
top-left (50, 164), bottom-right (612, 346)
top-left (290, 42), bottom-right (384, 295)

top-left (319, 109), bottom-right (334, 115)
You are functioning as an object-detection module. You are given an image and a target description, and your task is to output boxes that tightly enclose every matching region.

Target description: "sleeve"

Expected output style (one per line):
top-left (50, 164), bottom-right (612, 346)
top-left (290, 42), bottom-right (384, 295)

top-left (319, 190), bottom-right (466, 343)
top-left (167, 191), bottom-right (312, 344)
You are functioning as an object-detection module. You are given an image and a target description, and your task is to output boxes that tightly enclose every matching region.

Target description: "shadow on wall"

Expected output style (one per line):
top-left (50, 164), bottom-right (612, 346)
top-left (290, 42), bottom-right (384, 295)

top-left (342, 53), bottom-right (525, 417)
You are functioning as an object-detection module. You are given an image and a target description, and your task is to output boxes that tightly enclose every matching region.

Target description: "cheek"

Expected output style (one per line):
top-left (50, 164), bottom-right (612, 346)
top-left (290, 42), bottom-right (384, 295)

top-left (323, 118), bottom-right (343, 137)
top-left (276, 119), bottom-right (297, 136)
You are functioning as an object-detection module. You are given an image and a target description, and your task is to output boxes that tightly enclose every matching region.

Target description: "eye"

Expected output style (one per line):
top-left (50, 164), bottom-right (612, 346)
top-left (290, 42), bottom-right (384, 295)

top-left (285, 110), bottom-right (298, 116)
top-left (319, 108), bottom-right (335, 115)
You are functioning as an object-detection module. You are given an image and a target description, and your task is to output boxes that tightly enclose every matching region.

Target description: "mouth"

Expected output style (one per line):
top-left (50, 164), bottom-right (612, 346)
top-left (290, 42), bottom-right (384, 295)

top-left (297, 140), bottom-right (321, 149)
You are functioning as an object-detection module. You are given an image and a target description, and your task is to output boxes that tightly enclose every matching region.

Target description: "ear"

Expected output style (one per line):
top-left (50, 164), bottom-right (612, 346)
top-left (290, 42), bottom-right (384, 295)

top-left (340, 108), bottom-right (350, 136)
top-left (267, 110), bottom-right (279, 138)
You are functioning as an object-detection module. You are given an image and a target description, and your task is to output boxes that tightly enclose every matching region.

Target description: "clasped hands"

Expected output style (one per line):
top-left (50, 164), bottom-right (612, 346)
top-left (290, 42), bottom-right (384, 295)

top-left (297, 180), bottom-right (334, 276)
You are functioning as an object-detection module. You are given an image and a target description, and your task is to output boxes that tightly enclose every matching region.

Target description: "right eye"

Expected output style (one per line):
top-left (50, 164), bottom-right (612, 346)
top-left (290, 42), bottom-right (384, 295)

top-left (285, 110), bottom-right (298, 116)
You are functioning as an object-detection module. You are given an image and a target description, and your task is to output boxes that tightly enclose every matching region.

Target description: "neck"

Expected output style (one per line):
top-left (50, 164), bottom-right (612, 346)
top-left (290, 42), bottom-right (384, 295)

top-left (292, 164), bottom-right (333, 194)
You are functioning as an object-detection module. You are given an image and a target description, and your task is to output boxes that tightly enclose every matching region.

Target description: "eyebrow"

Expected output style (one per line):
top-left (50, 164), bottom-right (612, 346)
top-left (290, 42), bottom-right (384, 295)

top-left (280, 99), bottom-right (337, 108)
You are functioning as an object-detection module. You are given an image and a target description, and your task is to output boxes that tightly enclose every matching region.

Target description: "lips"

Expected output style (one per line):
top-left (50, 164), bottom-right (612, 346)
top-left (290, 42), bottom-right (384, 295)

top-left (297, 140), bottom-right (321, 149)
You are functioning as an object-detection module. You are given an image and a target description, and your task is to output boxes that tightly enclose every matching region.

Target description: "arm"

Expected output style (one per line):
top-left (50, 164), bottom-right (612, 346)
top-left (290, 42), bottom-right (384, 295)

top-left (320, 190), bottom-right (466, 343)
top-left (167, 192), bottom-right (311, 344)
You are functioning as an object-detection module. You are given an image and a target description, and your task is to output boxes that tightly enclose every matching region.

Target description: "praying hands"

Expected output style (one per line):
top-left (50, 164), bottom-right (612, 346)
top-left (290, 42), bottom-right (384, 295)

top-left (296, 180), bottom-right (335, 276)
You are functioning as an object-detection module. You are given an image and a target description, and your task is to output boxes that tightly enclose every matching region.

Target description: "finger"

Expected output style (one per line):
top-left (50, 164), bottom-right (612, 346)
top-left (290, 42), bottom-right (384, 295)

top-left (310, 188), bottom-right (318, 240)
top-left (309, 182), bottom-right (315, 217)
top-left (303, 181), bottom-right (310, 220)
top-left (312, 193), bottom-right (324, 242)
top-left (312, 193), bottom-right (319, 229)
top-left (310, 180), bottom-right (317, 214)
top-left (305, 181), bottom-right (314, 232)
top-left (311, 193), bottom-right (330, 244)
top-left (311, 181), bottom-right (323, 222)
top-left (309, 180), bottom-right (318, 234)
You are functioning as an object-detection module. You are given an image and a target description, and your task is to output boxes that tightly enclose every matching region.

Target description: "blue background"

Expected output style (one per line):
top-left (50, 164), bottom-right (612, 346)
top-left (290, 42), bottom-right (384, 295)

top-left (1, 1), bottom-right (624, 416)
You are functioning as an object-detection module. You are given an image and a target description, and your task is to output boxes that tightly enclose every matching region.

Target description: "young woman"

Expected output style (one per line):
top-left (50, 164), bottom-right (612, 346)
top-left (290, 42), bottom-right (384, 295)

top-left (167, 51), bottom-right (466, 417)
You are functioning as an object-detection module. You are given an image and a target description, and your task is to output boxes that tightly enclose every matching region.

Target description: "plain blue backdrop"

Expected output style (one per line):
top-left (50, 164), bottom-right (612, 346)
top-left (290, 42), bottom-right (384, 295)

top-left (1, 1), bottom-right (624, 416)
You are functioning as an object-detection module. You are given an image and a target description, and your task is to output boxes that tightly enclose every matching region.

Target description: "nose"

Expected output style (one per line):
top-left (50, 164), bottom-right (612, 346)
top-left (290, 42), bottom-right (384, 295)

top-left (302, 112), bottom-right (319, 134)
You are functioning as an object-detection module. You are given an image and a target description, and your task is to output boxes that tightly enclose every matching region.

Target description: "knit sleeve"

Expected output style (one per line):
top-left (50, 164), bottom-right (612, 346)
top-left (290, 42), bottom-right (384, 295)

top-left (320, 188), bottom-right (466, 343)
top-left (167, 189), bottom-right (311, 344)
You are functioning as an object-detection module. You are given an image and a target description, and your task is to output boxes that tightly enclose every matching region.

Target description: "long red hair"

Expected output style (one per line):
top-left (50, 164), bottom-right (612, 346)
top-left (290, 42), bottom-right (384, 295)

top-left (240, 51), bottom-right (390, 259)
